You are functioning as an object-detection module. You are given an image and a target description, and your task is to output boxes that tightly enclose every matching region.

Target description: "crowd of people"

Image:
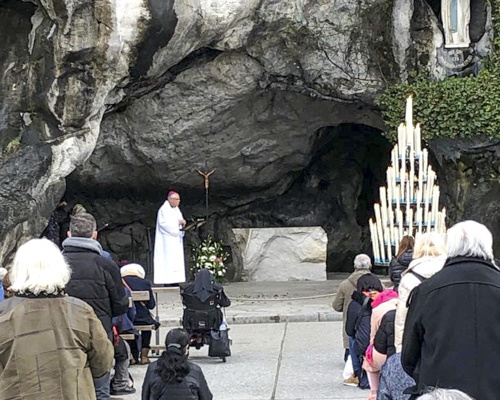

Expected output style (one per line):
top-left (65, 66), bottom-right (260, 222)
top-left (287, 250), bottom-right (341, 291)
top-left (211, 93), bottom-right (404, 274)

top-left (0, 204), bottom-right (226, 400)
top-left (334, 220), bottom-right (498, 400)
top-left (0, 193), bottom-right (497, 400)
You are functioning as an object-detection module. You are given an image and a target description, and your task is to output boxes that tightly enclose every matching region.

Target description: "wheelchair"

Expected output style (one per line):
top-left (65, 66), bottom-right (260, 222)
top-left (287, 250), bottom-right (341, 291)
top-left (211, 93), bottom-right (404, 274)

top-left (180, 289), bottom-right (230, 362)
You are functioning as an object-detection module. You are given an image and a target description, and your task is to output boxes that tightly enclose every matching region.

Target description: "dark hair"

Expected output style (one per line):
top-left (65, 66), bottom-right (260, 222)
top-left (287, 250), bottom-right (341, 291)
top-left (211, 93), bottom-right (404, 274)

top-left (155, 328), bottom-right (191, 384)
top-left (397, 235), bottom-right (415, 257)
top-left (357, 273), bottom-right (383, 293)
top-left (69, 213), bottom-right (96, 238)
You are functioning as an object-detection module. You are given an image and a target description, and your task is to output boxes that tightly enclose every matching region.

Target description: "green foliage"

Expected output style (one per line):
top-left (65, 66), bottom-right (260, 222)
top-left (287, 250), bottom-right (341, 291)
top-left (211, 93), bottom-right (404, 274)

top-left (376, 1), bottom-right (500, 142)
top-left (190, 236), bottom-right (230, 283)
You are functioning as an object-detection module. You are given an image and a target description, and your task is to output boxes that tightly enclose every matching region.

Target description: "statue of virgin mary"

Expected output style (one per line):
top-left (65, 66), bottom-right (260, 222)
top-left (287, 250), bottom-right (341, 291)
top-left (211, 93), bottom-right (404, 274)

top-left (441, 0), bottom-right (471, 48)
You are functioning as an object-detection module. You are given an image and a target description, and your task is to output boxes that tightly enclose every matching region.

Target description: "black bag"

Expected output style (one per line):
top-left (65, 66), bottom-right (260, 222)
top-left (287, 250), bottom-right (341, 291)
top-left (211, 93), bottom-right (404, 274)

top-left (208, 329), bottom-right (231, 358)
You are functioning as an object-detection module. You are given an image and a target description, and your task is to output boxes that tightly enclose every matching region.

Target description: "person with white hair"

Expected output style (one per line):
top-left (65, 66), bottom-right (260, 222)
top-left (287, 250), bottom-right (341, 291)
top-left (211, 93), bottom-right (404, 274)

top-left (0, 238), bottom-right (114, 400)
top-left (333, 254), bottom-right (372, 370)
top-left (402, 221), bottom-right (498, 400)
top-left (417, 388), bottom-right (475, 400)
top-left (121, 263), bottom-right (159, 364)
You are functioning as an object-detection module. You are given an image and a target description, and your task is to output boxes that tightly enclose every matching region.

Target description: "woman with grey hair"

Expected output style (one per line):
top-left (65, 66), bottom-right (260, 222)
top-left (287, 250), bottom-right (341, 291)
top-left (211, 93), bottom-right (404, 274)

top-left (402, 221), bottom-right (499, 400)
top-left (417, 388), bottom-right (475, 400)
top-left (0, 238), bottom-right (114, 400)
top-left (121, 263), bottom-right (159, 364)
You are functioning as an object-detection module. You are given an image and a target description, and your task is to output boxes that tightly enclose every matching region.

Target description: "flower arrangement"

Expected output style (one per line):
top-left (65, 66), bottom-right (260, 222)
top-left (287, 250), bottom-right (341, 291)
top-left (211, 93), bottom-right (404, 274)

top-left (191, 236), bottom-right (230, 283)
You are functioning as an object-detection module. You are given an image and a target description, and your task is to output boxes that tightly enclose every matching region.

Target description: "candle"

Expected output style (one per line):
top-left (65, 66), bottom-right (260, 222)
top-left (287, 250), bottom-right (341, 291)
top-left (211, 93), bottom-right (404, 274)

top-left (400, 124), bottom-right (406, 161)
top-left (410, 150), bottom-right (415, 202)
top-left (406, 96), bottom-right (413, 130)
top-left (394, 145), bottom-right (399, 181)
top-left (370, 220), bottom-right (379, 262)
top-left (415, 123), bottom-right (421, 153)
top-left (396, 184), bottom-right (401, 215)
top-left (408, 208), bottom-right (414, 237)
top-left (374, 204), bottom-right (386, 262)
top-left (422, 149), bottom-right (428, 180)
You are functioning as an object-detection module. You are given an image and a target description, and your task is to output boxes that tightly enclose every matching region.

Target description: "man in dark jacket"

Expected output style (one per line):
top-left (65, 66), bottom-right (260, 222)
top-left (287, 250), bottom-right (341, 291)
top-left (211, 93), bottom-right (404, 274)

top-left (402, 220), bottom-right (499, 400)
top-left (63, 212), bottom-right (129, 400)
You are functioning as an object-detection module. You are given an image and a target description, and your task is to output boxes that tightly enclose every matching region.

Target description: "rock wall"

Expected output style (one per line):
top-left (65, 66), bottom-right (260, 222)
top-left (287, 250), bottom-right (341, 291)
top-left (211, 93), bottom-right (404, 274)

top-left (0, 0), bottom-right (497, 275)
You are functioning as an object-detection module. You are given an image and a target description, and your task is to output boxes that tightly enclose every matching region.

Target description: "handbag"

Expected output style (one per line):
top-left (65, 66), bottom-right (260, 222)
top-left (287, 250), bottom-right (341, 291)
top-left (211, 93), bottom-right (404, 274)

top-left (208, 328), bottom-right (231, 358)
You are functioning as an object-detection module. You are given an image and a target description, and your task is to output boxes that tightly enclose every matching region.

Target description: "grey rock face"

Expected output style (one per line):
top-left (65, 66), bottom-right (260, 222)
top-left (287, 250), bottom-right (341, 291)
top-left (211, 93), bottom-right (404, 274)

top-left (0, 0), bottom-right (497, 275)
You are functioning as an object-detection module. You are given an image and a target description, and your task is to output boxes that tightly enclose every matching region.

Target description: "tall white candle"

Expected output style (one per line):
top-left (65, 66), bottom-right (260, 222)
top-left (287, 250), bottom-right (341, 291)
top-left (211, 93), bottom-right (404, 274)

top-left (422, 149), bottom-right (428, 180)
top-left (406, 96), bottom-right (413, 130)
top-left (415, 123), bottom-right (421, 153)
top-left (374, 204), bottom-right (386, 262)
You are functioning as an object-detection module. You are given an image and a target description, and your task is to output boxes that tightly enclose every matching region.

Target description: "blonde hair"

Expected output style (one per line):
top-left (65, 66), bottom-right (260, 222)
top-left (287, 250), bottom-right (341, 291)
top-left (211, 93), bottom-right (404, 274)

top-left (413, 232), bottom-right (446, 258)
top-left (10, 238), bottom-right (71, 295)
top-left (120, 263), bottom-right (146, 279)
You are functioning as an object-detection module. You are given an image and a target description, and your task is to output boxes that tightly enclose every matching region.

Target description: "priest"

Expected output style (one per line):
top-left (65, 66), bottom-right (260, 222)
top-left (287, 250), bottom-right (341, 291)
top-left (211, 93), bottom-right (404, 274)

top-left (153, 191), bottom-right (187, 284)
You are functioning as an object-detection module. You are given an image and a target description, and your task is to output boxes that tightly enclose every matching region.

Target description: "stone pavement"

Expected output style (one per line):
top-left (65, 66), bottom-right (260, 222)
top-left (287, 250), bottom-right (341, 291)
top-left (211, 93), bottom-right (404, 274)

top-left (154, 278), bottom-right (349, 327)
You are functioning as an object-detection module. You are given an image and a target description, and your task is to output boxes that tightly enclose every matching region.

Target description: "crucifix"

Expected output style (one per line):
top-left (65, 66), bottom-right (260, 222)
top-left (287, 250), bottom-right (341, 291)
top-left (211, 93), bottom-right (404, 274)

top-left (197, 168), bottom-right (215, 220)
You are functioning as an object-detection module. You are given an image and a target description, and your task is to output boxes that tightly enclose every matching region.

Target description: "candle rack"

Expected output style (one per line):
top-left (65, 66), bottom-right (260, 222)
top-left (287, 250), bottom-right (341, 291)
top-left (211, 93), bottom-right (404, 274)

top-left (369, 96), bottom-right (447, 266)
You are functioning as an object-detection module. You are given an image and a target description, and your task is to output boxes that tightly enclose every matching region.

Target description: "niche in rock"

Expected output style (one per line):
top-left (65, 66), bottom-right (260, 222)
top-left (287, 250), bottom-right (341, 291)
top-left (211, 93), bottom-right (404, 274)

top-left (423, 0), bottom-right (488, 43)
top-left (218, 123), bottom-right (391, 275)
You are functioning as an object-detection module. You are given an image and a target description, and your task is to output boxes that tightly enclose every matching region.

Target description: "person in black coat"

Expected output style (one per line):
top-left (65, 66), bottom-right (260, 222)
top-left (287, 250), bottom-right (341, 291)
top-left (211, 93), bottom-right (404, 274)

top-left (374, 309), bottom-right (396, 358)
top-left (121, 263), bottom-right (159, 364)
top-left (180, 269), bottom-right (231, 333)
top-left (345, 273), bottom-right (383, 388)
top-left (142, 328), bottom-right (212, 400)
top-left (62, 212), bottom-right (129, 400)
top-left (389, 236), bottom-right (414, 292)
top-left (402, 221), bottom-right (500, 400)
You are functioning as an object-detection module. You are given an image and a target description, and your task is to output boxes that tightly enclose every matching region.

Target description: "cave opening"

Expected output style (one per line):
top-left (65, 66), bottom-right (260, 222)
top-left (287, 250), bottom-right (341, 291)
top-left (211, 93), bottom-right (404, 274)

top-left (61, 122), bottom-right (391, 279)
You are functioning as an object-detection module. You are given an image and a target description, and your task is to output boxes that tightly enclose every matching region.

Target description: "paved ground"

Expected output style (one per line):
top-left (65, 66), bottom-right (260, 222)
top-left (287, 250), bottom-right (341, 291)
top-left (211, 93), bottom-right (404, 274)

top-left (113, 276), bottom-right (392, 399)
top-left (113, 321), bottom-right (369, 400)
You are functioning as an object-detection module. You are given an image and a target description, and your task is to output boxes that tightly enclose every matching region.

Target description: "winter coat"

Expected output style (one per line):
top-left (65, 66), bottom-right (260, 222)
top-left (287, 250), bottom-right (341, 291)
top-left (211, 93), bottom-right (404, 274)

top-left (113, 286), bottom-right (137, 333)
top-left (123, 275), bottom-right (157, 325)
top-left (394, 255), bottom-right (445, 352)
top-left (402, 256), bottom-right (500, 400)
top-left (63, 237), bottom-right (129, 335)
top-left (377, 353), bottom-right (414, 400)
top-left (363, 289), bottom-right (398, 372)
top-left (0, 295), bottom-right (114, 400)
top-left (389, 250), bottom-right (413, 291)
top-left (374, 309), bottom-right (396, 358)
top-left (142, 360), bottom-right (213, 400)
top-left (345, 291), bottom-right (372, 357)
top-left (332, 269), bottom-right (371, 348)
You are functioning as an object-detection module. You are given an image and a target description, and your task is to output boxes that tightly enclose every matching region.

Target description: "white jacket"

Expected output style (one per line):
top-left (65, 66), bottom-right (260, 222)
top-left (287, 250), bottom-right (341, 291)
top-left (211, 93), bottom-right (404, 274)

top-left (394, 255), bottom-right (446, 352)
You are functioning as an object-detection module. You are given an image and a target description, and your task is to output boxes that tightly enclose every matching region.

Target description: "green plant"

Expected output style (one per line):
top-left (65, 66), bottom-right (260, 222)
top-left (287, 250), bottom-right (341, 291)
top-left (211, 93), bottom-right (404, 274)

top-left (376, 1), bottom-right (500, 142)
top-left (190, 236), bottom-right (230, 283)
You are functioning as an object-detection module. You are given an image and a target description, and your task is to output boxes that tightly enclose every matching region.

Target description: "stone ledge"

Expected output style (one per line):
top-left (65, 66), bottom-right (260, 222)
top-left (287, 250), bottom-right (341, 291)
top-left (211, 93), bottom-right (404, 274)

top-left (159, 312), bottom-right (342, 327)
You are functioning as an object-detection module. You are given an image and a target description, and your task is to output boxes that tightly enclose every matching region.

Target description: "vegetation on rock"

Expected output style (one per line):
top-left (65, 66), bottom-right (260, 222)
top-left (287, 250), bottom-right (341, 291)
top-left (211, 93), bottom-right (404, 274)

top-left (376, 1), bottom-right (500, 142)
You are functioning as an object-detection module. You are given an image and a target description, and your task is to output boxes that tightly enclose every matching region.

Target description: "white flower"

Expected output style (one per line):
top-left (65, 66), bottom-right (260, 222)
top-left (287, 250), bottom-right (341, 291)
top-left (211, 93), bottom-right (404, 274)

top-left (204, 262), bottom-right (212, 268)
top-left (202, 247), bottom-right (208, 251)
top-left (218, 271), bottom-right (223, 276)
top-left (209, 247), bottom-right (215, 251)
top-left (200, 256), bottom-right (207, 262)
top-left (209, 270), bottom-right (215, 275)
top-left (222, 269), bottom-right (226, 273)
top-left (209, 255), bottom-right (216, 262)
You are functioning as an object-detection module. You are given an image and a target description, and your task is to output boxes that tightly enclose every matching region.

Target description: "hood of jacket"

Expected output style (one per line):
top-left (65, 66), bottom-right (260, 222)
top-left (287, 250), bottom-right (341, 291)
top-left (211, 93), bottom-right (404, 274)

top-left (351, 290), bottom-right (367, 305)
top-left (348, 269), bottom-right (370, 287)
top-left (62, 237), bottom-right (103, 255)
top-left (372, 289), bottom-right (398, 308)
top-left (404, 255), bottom-right (447, 279)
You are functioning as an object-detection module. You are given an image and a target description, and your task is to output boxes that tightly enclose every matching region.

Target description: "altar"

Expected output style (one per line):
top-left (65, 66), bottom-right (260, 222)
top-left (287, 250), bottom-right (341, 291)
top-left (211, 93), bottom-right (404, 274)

top-left (232, 227), bottom-right (327, 282)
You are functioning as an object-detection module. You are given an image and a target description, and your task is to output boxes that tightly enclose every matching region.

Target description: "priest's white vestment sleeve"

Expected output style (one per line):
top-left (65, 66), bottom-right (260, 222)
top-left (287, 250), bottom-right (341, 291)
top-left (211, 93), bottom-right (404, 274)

top-left (153, 201), bottom-right (186, 284)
